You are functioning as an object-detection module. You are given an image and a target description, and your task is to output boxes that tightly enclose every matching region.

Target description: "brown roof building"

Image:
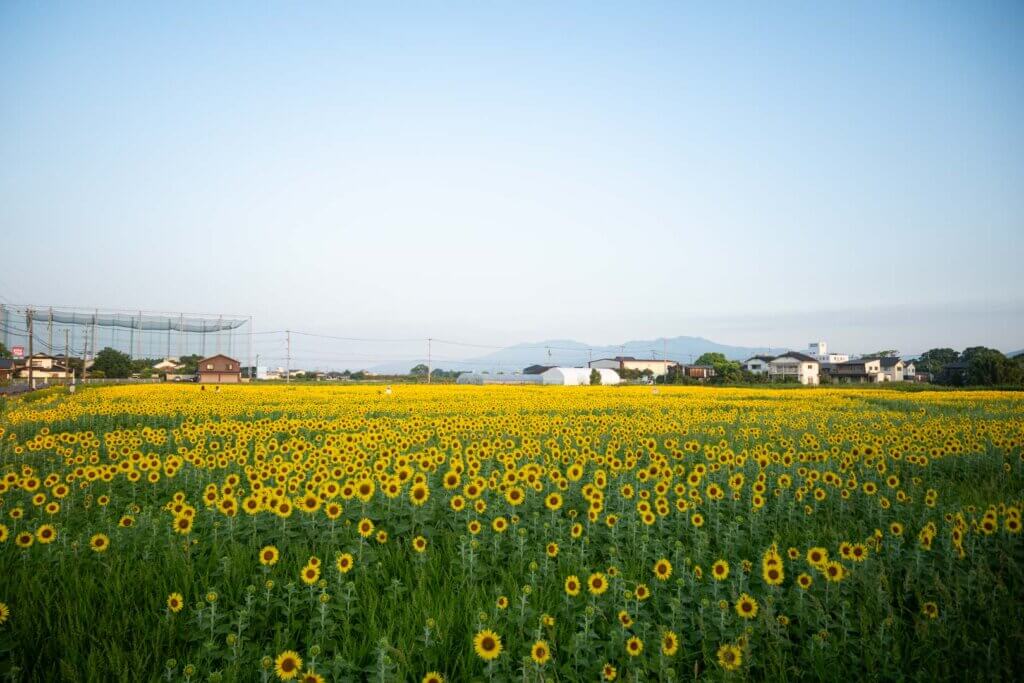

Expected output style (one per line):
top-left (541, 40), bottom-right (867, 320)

top-left (197, 354), bottom-right (241, 384)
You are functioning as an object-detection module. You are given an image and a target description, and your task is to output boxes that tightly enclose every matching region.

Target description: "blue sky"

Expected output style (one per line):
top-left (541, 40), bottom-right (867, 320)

top-left (1, 2), bottom-right (1022, 357)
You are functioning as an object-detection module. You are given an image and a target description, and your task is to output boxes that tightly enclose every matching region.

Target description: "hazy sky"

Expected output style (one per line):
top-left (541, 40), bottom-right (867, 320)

top-left (1, 2), bottom-right (1022, 357)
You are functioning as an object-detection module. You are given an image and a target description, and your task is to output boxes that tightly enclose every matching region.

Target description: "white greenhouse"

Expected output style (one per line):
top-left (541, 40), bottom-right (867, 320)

top-left (540, 367), bottom-right (620, 386)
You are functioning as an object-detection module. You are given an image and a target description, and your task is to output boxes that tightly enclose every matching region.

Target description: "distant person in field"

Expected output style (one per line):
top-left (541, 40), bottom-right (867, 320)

top-left (385, 385), bottom-right (392, 396)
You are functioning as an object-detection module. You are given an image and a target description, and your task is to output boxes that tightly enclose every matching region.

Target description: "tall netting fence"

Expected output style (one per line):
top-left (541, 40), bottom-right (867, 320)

top-left (0, 304), bottom-right (252, 365)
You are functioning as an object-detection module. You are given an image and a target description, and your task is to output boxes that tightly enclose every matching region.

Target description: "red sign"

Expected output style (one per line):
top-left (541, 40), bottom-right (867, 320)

top-left (11, 346), bottom-right (24, 359)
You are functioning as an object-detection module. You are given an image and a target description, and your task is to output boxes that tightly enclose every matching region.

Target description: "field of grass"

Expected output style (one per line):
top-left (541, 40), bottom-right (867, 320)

top-left (0, 384), bottom-right (1022, 682)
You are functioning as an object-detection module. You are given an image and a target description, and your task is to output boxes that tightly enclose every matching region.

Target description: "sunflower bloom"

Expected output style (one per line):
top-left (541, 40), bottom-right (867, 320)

top-left (473, 629), bottom-right (503, 661)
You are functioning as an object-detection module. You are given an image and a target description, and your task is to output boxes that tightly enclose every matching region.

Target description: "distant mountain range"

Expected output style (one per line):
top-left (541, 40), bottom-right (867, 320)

top-left (371, 336), bottom-right (783, 375)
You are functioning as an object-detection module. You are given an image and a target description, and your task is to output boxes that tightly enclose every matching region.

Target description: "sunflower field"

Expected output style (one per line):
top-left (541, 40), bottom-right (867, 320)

top-left (0, 384), bottom-right (1022, 682)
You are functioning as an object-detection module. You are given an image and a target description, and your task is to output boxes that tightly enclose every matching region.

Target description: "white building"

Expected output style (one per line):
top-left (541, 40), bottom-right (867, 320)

top-left (903, 361), bottom-right (917, 380)
top-left (541, 367), bottom-right (621, 386)
top-left (589, 356), bottom-right (677, 378)
top-left (829, 358), bottom-right (885, 383)
top-left (880, 357), bottom-right (906, 382)
top-left (743, 356), bottom-right (775, 375)
top-left (768, 353), bottom-right (820, 385)
top-left (808, 341), bottom-right (849, 364)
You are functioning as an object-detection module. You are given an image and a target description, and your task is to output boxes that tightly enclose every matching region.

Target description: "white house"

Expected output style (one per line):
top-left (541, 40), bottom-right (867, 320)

top-left (541, 367), bottom-right (621, 386)
top-left (768, 353), bottom-right (820, 385)
top-left (903, 361), bottom-right (917, 380)
top-left (743, 355), bottom-right (775, 375)
top-left (153, 358), bottom-right (183, 372)
top-left (17, 353), bottom-right (72, 382)
top-left (880, 357), bottom-right (906, 382)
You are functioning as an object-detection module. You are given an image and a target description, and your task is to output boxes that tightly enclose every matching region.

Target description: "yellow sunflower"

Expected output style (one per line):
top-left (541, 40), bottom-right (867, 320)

top-left (167, 592), bottom-right (184, 613)
top-left (90, 533), bottom-right (110, 553)
top-left (530, 639), bottom-right (551, 665)
top-left (259, 545), bottom-right (280, 566)
top-left (274, 650), bottom-right (303, 680)
top-left (717, 643), bottom-right (742, 671)
top-left (473, 629), bottom-right (503, 661)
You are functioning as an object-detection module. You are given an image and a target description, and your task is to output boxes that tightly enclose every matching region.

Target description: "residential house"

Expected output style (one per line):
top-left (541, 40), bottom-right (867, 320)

top-left (768, 352), bottom-right (820, 385)
top-left (197, 354), bottom-right (242, 384)
top-left (16, 353), bottom-right (71, 381)
top-left (902, 361), bottom-right (917, 380)
top-left (828, 358), bottom-right (885, 383)
top-left (0, 358), bottom-right (14, 382)
top-left (938, 361), bottom-right (970, 385)
top-left (880, 357), bottom-right (906, 382)
top-left (743, 356), bottom-right (775, 375)
top-left (681, 364), bottom-right (716, 380)
top-left (589, 356), bottom-right (677, 378)
top-left (153, 358), bottom-right (183, 372)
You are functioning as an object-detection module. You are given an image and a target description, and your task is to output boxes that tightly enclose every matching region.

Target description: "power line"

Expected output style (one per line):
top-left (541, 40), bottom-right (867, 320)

top-left (290, 330), bottom-right (424, 343)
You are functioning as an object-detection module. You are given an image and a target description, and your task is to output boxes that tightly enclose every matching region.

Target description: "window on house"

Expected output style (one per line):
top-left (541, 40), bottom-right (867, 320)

top-left (206, 364), bottom-right (213, 370)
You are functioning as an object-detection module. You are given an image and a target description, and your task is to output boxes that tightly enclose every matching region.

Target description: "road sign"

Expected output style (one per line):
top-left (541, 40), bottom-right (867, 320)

top-left (11, 346), bottom-right (24, 359)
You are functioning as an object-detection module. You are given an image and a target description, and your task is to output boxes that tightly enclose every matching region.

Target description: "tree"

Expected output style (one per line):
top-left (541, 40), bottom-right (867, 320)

top-left (590, 368), bottom-right (602, 385)
top-left (695, 352), bottom-right (742, 382)
top-left (916, 348), bottom-right (959, 376)
top-left (91, 347), bottom-right (133, 378)
top-left (177, 354), bottom-right (203, 375)
top-left (961, 346), bottom-right (995, 363)
top-left (694, 352), bottom-right (727, 367)
top-left (967, 349), bottom-right (1022, 386)
top-left (409, 364), bottom-right (430, 377)
top-left (864, 350), bottom-right (899, 358)
top-left (0, 343), bottom-right (11, 360)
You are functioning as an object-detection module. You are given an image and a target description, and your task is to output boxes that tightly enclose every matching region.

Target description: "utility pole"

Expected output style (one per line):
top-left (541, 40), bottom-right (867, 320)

top-left (64, 328), bottom-right (70, 385)
top-left (26, 308), bottom-right (34, 389)
top-left (47, 307), bottom-right (53, 355)
top-left (588, 348), bottom-right (592, 367)
top-left (255, 353), bottom-right (260, 381)
top-left (427, 338), bottom-right (432, 384)
top-left (286, 330), bottom-right (291, 383)
top-left (82, 326), bottom-right (89, 382)
top-left (90, 310), bottom-right (98, 376)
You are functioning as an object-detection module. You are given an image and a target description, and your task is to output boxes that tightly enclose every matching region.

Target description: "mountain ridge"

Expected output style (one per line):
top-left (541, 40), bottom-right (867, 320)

top-left (371, 336), bottom-right (784, 374)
